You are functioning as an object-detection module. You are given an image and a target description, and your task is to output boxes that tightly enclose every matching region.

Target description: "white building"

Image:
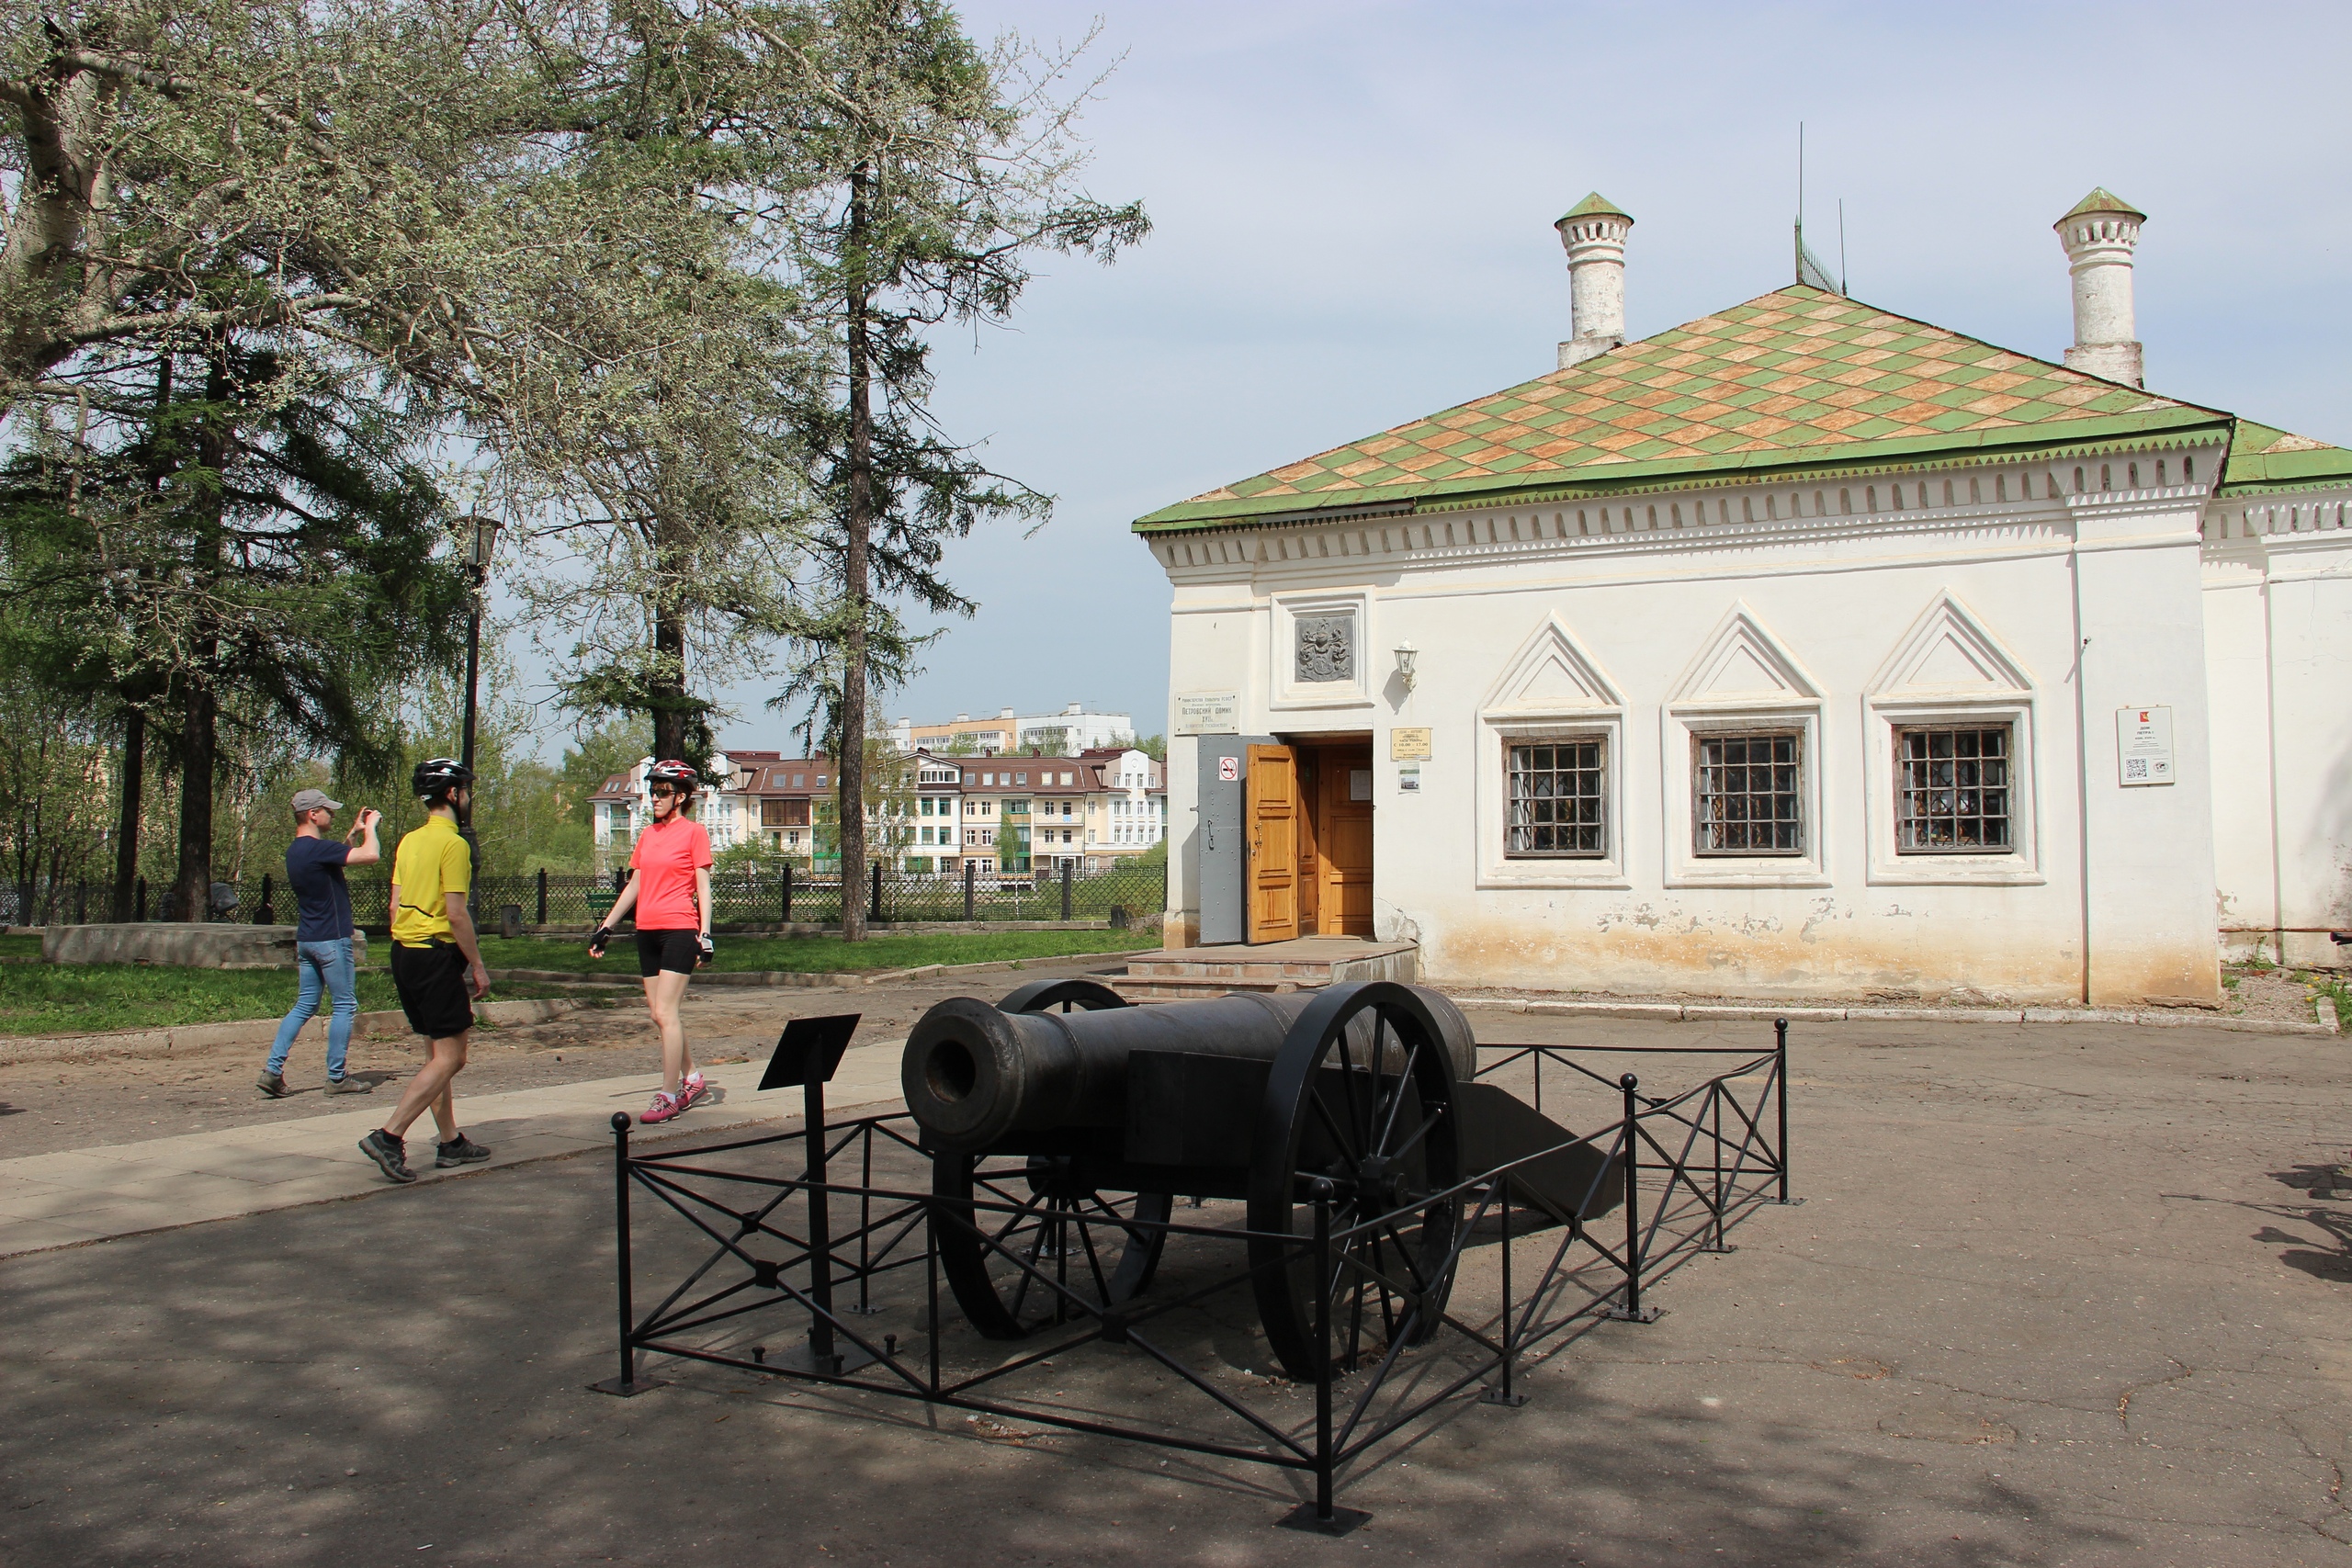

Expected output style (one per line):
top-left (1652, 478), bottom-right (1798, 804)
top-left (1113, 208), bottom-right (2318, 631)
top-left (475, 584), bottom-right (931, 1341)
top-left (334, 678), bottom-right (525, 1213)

top-left (1084, 748), bottom-right (1169, 861)
top-left (589, 750), bottom-right (783, 861)
top-left (889, 702), bottom-right (1136, 756)
top-left (1140, 190), bottom-right (2352, 1005)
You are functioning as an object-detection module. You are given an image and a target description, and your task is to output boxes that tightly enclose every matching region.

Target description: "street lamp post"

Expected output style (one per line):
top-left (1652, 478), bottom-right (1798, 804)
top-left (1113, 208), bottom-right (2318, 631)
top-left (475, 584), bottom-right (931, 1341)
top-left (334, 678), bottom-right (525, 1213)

top-left (458, 514), bottom-right (502, 843)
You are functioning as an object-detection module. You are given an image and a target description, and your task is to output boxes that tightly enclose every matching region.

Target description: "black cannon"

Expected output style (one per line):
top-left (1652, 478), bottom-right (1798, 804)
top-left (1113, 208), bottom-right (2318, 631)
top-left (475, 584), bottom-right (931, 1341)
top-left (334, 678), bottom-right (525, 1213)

top-left (900, 978), bottom-right (1619, 1379)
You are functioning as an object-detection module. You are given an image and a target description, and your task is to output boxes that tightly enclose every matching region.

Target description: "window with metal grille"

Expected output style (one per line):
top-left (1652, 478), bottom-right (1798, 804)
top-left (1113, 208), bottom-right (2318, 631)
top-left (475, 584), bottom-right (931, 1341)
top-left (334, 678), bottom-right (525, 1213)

top-left (1506, 739), bottom-right (1606, 856)
top-left (1895, 726), bottom-right (2011, 852)
top-left (1694, 732), bottom-right (1803, 854)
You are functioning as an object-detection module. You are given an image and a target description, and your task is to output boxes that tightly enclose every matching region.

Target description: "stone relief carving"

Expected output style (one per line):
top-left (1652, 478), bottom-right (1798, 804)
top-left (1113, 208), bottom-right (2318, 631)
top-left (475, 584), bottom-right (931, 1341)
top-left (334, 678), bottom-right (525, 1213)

top-left (1295, 615), bottom-right (1355, 683)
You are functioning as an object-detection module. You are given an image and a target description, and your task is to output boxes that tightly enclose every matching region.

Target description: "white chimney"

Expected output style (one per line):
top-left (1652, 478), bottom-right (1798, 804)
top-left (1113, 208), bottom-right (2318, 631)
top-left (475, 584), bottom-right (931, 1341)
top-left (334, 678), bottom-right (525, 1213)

top-left (1555, 193), bottom-right (1634, 369)
top-left (2054, 188), bottom-right (2146, 388)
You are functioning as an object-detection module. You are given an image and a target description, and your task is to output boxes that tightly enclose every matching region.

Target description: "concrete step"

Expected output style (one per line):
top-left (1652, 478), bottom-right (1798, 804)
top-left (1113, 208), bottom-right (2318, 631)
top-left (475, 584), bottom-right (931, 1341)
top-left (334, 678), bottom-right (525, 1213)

top-left (1107, 973), bottom-right (1306, 1000)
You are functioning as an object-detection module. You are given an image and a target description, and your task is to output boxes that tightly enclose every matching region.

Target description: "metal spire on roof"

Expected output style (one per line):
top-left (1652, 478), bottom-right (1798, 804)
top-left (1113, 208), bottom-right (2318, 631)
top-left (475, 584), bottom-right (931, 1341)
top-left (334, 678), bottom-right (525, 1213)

top-left (1792, 123), bottom-right (1846, 295)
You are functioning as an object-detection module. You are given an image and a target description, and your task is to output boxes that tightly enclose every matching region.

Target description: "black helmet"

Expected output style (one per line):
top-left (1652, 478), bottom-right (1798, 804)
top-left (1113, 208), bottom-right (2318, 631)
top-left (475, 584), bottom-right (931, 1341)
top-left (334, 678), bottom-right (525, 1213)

top-left (646, 758), bottom-right (698, 795)
top-left (413, 757), bottom-right (475, 801)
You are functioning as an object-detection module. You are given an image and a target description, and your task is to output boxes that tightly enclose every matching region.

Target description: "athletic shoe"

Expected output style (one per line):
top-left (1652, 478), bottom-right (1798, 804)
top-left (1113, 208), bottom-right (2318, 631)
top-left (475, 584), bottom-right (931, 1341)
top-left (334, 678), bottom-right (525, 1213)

top-left (677, 1072), bottom-right (710, 1111)
top-left (326, 1077), bottom-right (373, 1095)
top-left (640, 1090), bottom-right (683, 1124)
top-left (358, 1130), bottom-right (416, 1184)
top-left (435, 1134), bottom-right (492, 1168)
top-left (256, 1071), bottom-right (287, 1099)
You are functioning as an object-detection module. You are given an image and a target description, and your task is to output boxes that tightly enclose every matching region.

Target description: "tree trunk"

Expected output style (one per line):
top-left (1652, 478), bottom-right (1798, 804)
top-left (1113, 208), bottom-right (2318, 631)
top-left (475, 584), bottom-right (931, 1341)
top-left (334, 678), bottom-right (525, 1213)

top-left (174, 349), bottom-right (231, 922)
top-left (174, 681), bottom-right (215, 922)
top-left (110, 706), bottom-right (142, 920)
top-left (839, 166), bottom-right (873, 942)
top-left (115, 353), bottom-right (170, 920)
top-left (650, 590), bottom-right (690, 762)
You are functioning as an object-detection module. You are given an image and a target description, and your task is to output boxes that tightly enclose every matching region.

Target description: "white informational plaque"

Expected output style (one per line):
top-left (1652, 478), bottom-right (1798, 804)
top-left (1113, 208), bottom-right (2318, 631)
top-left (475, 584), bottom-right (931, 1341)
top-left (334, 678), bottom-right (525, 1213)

top-left (2116, 705), bottom-right (2175, 786)
top-left (1173, 692), bottom-right (1239, 736)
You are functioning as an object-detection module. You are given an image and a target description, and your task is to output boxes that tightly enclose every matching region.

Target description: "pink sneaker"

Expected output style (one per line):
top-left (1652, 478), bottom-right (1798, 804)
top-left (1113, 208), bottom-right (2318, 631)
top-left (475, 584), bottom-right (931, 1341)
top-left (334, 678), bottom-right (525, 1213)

top-left (677, 1072), bottom-right (710, 1111)
top-left (640, 1090), bottom-right (683, 1124)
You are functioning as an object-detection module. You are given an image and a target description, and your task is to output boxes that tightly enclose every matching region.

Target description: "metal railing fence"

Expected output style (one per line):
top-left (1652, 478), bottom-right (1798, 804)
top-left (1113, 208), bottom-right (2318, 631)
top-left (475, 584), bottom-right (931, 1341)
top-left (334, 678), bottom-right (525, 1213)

top-left (15, 857), bottom-right (1165, 932)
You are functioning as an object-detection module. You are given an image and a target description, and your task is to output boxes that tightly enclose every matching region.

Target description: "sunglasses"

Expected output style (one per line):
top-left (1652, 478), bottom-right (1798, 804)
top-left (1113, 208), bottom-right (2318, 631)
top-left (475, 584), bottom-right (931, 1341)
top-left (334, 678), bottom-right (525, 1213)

top-left (650, 787), bottom-right (680, 799)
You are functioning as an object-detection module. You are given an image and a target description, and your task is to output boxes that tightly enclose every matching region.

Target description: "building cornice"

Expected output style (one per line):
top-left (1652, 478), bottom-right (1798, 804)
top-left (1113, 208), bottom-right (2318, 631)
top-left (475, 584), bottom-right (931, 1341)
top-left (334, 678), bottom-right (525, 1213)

top-left (1152, 457), bottom-right (2218, 581)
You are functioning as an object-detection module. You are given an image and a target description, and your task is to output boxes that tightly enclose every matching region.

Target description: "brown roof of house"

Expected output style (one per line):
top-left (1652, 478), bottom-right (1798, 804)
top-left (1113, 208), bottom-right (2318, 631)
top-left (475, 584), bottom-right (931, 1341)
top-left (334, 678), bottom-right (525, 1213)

top-left (747, 758), bottom-right (833, 793)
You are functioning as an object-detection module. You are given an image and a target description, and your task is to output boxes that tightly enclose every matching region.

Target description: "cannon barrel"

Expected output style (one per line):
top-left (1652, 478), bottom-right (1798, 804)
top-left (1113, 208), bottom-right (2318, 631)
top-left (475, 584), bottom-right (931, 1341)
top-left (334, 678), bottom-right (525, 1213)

top-left (903, 986), bottom-right (1476, 1154)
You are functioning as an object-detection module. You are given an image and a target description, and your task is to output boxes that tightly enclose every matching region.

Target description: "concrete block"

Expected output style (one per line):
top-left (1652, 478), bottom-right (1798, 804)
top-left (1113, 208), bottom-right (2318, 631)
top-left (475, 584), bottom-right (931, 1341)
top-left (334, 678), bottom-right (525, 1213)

top-left (1527, 1001), bottom-right (1681, 1020)
top-left (1848, 1007), bottom-right (2026, 1024)
top-left (1681, 1005), bottom-right (1848, 1022)
top-left (43, 923), bottom-right (371, 968)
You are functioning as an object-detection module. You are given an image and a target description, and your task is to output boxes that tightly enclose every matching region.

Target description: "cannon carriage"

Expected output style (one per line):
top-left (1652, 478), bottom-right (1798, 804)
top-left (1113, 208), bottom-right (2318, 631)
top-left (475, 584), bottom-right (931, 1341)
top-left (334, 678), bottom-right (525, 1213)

top-left (900, 977), bottom-right (1621, 1380)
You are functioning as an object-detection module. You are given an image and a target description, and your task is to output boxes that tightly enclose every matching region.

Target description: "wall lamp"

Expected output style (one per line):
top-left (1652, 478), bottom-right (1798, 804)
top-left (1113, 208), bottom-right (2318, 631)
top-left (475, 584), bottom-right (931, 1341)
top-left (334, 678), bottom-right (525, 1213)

top-left (1394, 640), bottom-right (1419, 693)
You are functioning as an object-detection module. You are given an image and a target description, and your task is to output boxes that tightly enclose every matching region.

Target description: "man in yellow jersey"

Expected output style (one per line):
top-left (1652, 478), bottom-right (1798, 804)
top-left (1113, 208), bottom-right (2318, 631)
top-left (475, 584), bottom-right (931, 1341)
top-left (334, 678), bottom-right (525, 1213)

top-left (358, 758), bottom-right (493, 1184)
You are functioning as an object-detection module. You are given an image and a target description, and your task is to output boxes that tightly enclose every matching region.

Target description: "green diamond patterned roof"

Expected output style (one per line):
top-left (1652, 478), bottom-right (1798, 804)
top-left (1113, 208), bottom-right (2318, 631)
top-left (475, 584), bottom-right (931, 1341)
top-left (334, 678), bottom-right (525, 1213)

top-left (1134, 284), bottom-right (2237, 532)
top-left (2219, 420), bottom-right (2352, 494)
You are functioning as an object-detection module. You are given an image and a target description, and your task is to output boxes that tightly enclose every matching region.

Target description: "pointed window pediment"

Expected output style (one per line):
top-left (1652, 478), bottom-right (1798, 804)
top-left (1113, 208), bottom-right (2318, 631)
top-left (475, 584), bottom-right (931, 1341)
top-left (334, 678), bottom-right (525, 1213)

top-left (1480, 613), bottom-right (1623, 713)
top-left (1668, 604), bottom-right (1822, 705)
top-left (1868, 593), bottom-right (2033, 696)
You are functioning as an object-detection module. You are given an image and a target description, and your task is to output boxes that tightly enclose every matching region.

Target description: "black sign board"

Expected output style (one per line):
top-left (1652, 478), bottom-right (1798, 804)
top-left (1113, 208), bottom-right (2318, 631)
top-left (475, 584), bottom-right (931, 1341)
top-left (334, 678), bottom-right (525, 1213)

top-left (757, 1014), bottom-right (861, 1091)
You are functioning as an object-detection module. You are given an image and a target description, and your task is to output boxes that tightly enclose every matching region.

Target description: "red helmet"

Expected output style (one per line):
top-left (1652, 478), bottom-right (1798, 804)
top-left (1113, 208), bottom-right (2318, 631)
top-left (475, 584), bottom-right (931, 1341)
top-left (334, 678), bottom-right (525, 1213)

top-left (646, 759), bottom-right (698, 795)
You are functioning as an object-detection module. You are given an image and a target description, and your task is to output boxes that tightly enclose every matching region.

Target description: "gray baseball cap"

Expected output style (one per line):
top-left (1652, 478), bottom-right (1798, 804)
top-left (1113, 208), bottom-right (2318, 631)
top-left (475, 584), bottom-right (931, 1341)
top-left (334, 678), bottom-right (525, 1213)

top-left (290, 787), bottom-right (344, 816)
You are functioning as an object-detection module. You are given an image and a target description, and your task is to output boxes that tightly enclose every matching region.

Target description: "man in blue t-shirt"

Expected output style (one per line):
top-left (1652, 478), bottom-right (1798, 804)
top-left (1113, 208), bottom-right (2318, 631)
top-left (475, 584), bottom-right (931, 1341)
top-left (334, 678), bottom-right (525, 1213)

top-left (258, 788), bottom-right (383, 1097)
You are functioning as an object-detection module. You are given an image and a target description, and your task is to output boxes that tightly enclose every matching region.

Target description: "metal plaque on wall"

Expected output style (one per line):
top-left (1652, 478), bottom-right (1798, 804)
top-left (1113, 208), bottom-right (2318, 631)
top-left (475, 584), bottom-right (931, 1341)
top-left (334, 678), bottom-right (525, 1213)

top-left (1173, 691), bottom-right (1240, 736)
top-left (1295, 615), bottom-right (1354, 683)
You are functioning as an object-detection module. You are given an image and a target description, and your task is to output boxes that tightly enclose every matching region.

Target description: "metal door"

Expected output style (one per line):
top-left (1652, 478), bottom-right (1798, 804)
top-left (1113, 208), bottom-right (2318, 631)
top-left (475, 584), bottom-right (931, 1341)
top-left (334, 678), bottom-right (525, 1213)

top-left (1194, 735), bottom-right (1275, 945)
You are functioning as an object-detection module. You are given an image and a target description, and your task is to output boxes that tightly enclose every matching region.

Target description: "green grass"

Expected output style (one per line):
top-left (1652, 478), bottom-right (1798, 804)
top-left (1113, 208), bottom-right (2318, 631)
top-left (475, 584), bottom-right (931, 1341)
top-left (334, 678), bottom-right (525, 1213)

top-left (2313, 975), bottom-right (2352, 1031)
top-left (0, 934), bottom-right (42, 961)
top-left (474, 927), bottom-right (1156, 976)
top-left (0, 964), bottom-right (577, 1038)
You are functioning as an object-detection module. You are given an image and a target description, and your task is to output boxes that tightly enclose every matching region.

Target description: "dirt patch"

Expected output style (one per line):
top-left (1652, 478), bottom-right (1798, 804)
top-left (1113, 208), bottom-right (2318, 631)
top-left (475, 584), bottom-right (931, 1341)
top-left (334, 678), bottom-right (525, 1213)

top-left (2220, 966), bottom-right (2335, 1026)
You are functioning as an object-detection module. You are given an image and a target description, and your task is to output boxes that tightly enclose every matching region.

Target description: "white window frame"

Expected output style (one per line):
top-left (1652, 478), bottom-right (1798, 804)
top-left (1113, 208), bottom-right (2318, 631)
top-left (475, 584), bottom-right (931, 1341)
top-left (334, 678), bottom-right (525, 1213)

top-left (1270, 589), bottom-right (1374, 711)
top-left (1863, 696), bottom-right (2042, 886)
top-left (1661, 702), bottom-right (1827, 888)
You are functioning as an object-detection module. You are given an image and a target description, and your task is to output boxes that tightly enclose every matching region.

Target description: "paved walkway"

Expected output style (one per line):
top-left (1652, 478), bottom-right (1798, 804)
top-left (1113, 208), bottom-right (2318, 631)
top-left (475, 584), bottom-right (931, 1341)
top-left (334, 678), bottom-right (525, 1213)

top-left (0, 1035), bottom-right (910, 1258)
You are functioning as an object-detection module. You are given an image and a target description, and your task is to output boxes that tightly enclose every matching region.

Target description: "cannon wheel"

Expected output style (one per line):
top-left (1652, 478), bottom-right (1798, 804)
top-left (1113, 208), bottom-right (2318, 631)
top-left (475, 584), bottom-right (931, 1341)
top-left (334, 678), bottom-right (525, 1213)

top-left (931, 980), bottom-right (1174, 1340)
top-left (1247, 982), bottom-right (1464, 1382)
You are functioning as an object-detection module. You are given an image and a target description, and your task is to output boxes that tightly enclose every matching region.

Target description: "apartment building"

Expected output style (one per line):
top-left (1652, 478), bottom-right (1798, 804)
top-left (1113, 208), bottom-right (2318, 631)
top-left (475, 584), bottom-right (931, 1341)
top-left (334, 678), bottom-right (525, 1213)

top-left (888, 702), bottom-right (1136, 757)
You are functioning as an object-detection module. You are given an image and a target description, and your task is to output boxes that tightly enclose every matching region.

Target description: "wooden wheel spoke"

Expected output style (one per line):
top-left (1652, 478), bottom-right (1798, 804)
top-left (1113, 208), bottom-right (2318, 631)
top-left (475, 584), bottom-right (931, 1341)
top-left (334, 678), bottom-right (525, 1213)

top-left (1374, 1040), bottom-right (1422, 1151)
top-left (1334, 1026), bottom-right (1367, 1153)
top-left (1377, 1219), bottom-right (1432, 1292)
top-left (1073, 1204), bottom-right (1114, 1303)
top-left (988, 1201), bottom-right (1042, 1249)
top-left (1307, 1083), bottom-right (1361, 1167)
top-left (1385, 1103), bottom-right (1446, 1165)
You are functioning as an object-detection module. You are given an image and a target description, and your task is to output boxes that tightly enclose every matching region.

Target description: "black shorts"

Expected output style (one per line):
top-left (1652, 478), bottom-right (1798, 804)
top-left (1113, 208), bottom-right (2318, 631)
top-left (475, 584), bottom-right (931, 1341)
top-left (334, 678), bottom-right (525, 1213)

top-left (636, 929), bottom-right (701, 977)
top-left (390, 941), bottom-right (475, 1039)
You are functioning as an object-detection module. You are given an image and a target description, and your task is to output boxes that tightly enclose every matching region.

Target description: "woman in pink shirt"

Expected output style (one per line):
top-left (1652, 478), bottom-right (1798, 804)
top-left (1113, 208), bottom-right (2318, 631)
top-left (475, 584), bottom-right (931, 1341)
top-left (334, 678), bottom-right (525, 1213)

top-left (588, 759), bottom-right (716, 1123)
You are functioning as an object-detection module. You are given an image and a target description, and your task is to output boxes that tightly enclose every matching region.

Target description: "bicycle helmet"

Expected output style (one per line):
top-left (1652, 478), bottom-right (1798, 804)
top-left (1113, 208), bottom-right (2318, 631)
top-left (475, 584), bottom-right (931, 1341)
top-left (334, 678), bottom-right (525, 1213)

top-left (645, 758), bottom-right (699, 796)
top-left (413, 756), bottom-right (475, 803)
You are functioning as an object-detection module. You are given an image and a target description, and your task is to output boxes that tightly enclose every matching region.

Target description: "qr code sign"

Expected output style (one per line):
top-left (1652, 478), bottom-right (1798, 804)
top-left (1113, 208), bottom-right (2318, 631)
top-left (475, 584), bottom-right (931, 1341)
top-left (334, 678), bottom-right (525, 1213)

top-left (2124, 758), bottom-right (2148, 780)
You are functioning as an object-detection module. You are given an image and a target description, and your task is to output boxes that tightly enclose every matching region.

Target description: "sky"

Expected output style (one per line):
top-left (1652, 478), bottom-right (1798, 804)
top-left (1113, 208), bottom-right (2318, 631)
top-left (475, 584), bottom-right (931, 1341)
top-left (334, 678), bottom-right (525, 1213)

top-left (542, 1), bottom-right (2352, 758)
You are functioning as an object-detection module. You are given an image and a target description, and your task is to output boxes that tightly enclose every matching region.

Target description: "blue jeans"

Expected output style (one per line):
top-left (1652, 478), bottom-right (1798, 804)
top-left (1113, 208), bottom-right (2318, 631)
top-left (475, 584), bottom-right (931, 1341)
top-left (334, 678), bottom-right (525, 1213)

top-left (267, 938), bottom-right (358, 1080)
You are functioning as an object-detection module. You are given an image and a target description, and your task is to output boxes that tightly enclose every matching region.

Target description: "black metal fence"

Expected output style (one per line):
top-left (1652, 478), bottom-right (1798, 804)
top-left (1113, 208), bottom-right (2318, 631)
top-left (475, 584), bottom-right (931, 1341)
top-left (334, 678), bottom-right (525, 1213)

top-left (600, 1022), bottom-right (1794, 1529)
top-left (15, 858), bottom-right (1166, 931)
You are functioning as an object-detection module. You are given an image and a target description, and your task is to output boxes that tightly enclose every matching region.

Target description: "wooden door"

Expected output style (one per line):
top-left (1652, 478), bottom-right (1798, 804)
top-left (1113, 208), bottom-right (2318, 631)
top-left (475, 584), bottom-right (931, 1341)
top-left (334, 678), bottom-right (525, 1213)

top-left (1246, 743), bottom-right (1300, 942)
top-left (1294, 750), bottom-right (1320, 933)
top-left (1317, 747), bottom-right (1375, 937)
